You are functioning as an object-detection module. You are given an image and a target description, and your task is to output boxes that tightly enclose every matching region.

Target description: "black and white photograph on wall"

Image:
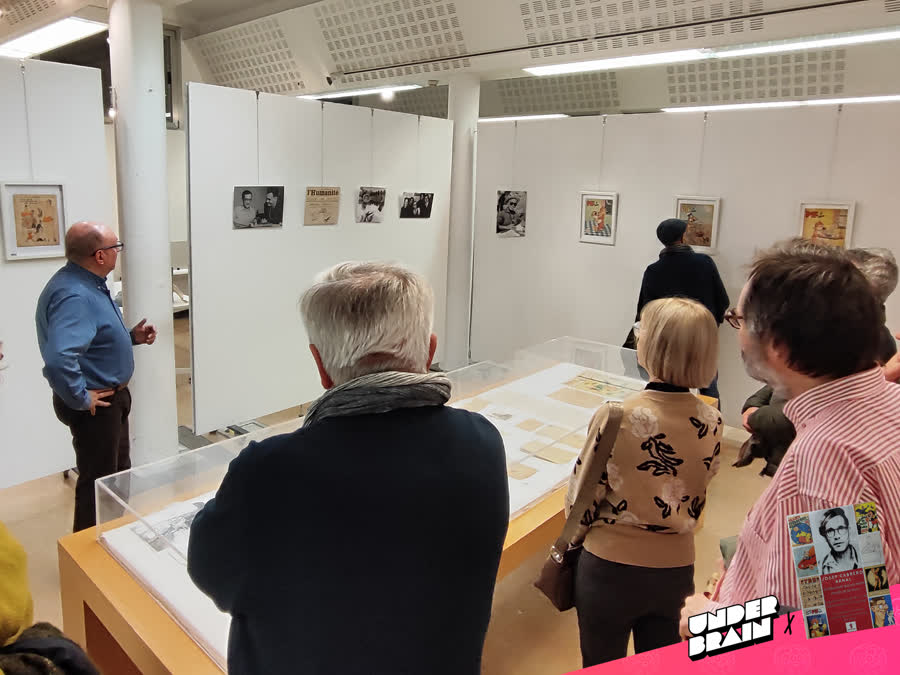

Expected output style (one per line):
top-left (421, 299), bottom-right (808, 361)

top-left (399, 192), bottom-right (434, 219)
top-left (497, 190), bottom-right (527, 238)
top-left (232, 186), bottom-right (285, 229)
top-left (356, 187), bottom-right (386, 223)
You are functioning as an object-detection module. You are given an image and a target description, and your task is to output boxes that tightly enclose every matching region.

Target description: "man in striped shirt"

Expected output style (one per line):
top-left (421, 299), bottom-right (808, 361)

top-left (680, 248), bottom-right (900, 632)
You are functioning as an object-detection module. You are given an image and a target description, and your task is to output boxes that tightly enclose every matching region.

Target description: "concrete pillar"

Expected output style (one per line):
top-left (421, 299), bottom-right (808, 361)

top-left (443, 74), bottom-right (480, 370)
top-left (109, 0), bottom-right (179, 464)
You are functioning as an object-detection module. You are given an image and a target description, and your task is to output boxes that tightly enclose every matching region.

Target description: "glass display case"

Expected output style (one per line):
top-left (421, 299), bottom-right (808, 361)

top-left (95, 337), bottom-right (646, 671)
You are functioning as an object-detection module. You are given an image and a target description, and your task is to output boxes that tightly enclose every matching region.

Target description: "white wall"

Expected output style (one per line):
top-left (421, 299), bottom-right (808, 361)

top-left (188, 83), bottom-right (454, 433)
top-left (472, 105), bottom-right (900, 426)
top-left (0, 57), bottom-right (114, 489)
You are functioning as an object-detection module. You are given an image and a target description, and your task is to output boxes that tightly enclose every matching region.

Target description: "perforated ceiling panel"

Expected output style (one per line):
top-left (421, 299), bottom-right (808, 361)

top-left (0, 0), bottom-right (58, 27)
top-left (364, 70), bottom-right (621, 117)
top-left (495, 71), bottom-right (620, 112)
top-left (364, 83), bottom-right (450, 115)
top-left (195, 16), bottom-right (306, 94)
top-left (314, 0), bottom-right (472, 84)
top-left (521, 0), bottom-right (768, 60)
top-left (666, 48), bottom-right (846, 105)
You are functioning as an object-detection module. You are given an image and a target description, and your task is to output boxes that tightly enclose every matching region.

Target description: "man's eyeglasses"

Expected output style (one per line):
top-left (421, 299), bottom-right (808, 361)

top-left (724, 308), bottom-right (744, 330)
top-left (825, 525), bottom-right (848, 539)
top-left (94, 242), bottom-right (124, 255)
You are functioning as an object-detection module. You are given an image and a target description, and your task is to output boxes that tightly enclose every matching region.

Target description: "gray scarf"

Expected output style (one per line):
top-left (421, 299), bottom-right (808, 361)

top-left (302, 370), bottom-right (452, 428)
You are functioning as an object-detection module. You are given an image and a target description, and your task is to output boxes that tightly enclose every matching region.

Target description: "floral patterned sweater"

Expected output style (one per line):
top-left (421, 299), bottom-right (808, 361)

top-left (566, 385), bottom-right (722, 568)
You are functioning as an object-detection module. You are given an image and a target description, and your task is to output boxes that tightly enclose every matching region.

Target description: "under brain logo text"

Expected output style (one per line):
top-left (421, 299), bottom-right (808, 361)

top-left (688, 596), bottom-right (780, 660)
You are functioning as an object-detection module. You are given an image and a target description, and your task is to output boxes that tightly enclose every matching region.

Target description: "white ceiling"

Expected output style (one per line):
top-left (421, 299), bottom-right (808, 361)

top-left (2, 0), bottom-right (900, 116)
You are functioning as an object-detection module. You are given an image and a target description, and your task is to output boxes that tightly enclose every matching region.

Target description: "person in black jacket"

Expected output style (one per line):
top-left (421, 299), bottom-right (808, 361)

top-left (187, 262), bottom-right (510, 675)
top-left (734, 385), bottom-right (795, 477)
top-left (632, 219), bottom-right (729, 400)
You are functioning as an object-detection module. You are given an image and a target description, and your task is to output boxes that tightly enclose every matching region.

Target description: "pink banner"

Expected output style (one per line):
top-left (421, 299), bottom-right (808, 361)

top-left (567, 584), bottom-right (898, 675)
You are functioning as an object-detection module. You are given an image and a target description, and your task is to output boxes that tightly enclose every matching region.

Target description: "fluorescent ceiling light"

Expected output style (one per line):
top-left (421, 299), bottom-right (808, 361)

top-left (298, 85), bottom-right (421, 100)
top-left (713, 28), bottom-right (900, 58)
top-left (661, 94), bottom-right (900, 113)
top-left (478, 114), bottom-right (569, 122)
top-left (524, 49), bottom-right (709, 76)
top-left (0, 17), bottom-right (107, 59)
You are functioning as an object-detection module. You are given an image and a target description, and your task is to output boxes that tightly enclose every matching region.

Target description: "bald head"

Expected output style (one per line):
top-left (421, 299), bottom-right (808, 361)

top-left (65, 222), bottom-right (114, 262)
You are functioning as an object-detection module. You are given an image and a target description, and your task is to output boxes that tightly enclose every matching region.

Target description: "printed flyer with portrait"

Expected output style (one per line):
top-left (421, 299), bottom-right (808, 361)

top-left (787, 502), bottom-right (894, 638)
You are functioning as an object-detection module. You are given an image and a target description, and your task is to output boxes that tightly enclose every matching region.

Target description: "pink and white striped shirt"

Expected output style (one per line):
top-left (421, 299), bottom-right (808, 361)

top-left (711, 367), bottom-right (900, 610)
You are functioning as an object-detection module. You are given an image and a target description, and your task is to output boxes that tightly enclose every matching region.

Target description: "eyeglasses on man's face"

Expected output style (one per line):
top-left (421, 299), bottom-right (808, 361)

top-left (724, 308), bottom-right (744, 330)
top-left (825, 525), bottom-right (849, 539)
top-left (94, 241), bottom-right (124, 255)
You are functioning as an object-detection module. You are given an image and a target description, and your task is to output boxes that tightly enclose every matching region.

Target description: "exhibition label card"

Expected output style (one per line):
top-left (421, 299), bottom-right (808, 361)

top-left (787, 501), bottom-right (894, 638)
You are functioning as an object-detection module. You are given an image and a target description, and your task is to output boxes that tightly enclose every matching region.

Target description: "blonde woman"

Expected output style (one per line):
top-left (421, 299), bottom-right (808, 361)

top-left (568, 297), bottom-right (722, 666)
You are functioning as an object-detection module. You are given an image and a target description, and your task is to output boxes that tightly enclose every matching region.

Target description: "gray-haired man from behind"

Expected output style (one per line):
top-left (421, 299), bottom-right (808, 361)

top-left (846, 247), bottom-right (898, 366)
top-left (187, 262), bottom-right (510, 675)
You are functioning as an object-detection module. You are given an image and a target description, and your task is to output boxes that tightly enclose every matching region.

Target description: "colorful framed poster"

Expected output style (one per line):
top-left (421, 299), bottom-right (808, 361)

top-left (674, 196), bottom-right (720, 254)
top-left (580, 192), bottom-right (618, 245)
top-left (1, 182), bottom-right (67, 261)
top-left (799, 201), bottom-right (855, 249)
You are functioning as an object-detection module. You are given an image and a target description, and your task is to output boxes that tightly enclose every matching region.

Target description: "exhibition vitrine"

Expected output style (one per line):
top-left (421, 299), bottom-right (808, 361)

top-left (95, 337), bottom-right (648, 669)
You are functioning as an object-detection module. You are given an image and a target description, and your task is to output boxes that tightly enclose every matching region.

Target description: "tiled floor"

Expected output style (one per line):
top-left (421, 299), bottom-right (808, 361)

top-left (0, 316), bottom-right (771, 673)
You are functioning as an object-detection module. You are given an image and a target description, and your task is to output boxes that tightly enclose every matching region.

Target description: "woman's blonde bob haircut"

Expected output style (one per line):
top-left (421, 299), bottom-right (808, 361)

top-left (637, 297), bottom-right (718, 389)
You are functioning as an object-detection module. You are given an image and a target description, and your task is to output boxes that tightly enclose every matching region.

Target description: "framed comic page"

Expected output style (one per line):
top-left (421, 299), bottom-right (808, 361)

top-left (1, 182), bottom-right (68, 261)
top-left (674, 196), bottom-right (720, 254)
top-left (580, 192), bottom-right (618, 245)
top-left (799, 201), bottom-right (855, 249)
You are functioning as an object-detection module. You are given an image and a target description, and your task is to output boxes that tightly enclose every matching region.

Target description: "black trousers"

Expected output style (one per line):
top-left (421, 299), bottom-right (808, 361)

top-left (53, 388), bottom-right (132, 532)
top-left (574, 550), bottom-right (694, 667)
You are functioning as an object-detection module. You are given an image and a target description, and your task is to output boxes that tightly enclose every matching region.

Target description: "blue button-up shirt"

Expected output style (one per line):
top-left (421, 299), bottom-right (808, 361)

top-left (36, 262), bottom-right (135, 410)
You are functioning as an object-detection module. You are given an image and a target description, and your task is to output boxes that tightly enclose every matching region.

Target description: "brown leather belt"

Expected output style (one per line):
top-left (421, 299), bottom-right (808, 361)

top-left (114, 383), bottom-right (129, 392)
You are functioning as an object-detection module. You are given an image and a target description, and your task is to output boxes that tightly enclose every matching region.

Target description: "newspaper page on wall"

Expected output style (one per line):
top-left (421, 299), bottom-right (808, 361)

top-left (304, 187), bottom-right (340, 225)
top-left (787, 502), bottom-right (894, 638)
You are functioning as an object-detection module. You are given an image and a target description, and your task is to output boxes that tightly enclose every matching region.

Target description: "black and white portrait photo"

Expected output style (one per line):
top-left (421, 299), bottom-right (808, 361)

top-left (356, 187), bottom-right (386, 223)
top-left (232, 186), bottom-right (285, 229)
top-left (400, 192), bottom-right (434, 219)
top-left (812, 506), bottom-right (863, 575)
top-left (497, 190), bottom-right (526, 238)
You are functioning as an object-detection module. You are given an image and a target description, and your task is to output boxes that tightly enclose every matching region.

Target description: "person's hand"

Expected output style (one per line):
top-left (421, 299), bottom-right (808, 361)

top-left (884, 333), bottom-right (900, 383)
top-left (742, 407), bottom-right (758, 432)
top-left (679, 592), bottom-right (712, 640)
top-left (89, 389), bottom-right (115, 416)
top-left (131, 319), bottom-right (157, 345)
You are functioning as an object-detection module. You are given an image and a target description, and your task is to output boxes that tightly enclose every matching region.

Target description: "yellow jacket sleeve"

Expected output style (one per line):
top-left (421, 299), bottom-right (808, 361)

top-left (0, 521), bottom-right (33, 647)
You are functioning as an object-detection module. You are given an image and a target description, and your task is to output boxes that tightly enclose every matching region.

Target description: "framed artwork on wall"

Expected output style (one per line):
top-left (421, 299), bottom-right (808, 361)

top-left (304, 187), bottom-right (341, 225)
top-left (799, 201), bottom-right (855, 249)
top-left (356, 187), bottom-right (387, 223)
top-left (1, 182), bottom-right (67, 261)
top-left (232, 186), bottom-right (285, 229)
top-left (580, 192), bottom-right (618, 245)
top-left (400, 192), bottom-right (434, 219)
top-left (674, 196), bottom-right (720, 254)
top-left (497, 190), bottom-right (527, 238)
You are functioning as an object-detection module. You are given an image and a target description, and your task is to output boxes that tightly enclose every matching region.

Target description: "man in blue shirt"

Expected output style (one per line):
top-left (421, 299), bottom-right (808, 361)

top-left (36, 222), bottom-right (157, 532)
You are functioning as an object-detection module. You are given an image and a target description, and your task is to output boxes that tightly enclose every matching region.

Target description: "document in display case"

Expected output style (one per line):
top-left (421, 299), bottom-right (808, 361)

top-left (95, 337), bottom-right (647, 670)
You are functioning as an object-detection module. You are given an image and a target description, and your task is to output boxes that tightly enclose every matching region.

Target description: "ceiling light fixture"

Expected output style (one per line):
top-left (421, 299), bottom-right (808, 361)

top-left (661, 94), bottom-right (900, 113)
top-left (522, 26), bottom-right (900, 78)
top-left (712, 27), bottom-right (900, 59)
top-left (524, 49), bottom-right (710, 76)
top-left (478, 114), bottom-right (570, 122)
top-left (0, 17), bottom-right (107, 59)
top-left (298, 84), bottom-right (421, 100)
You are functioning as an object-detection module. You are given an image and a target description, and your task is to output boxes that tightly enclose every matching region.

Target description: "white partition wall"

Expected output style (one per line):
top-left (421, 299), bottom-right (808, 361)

top-left (0, 58), bottom-right (114, 488)
top-left (188, 83), bottom-right (453, 433)
top-left (472, 106), bottom-right (900, 426)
